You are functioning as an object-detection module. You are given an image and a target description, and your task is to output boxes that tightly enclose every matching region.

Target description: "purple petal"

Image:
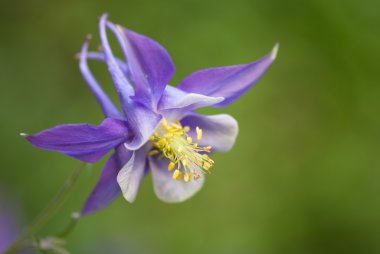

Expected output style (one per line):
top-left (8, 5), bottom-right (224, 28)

top-left (178, 44), bottom-right (278, 107)
top-left (158, 85), bottom-right (224, 120)
top-left (117, 147), bottom-right (148, 203)
top-left (79, 37), bottom-right (122, 119)
top-left (81, 145), bottom-right (132, 215)
top-left (180, 113), bottom-right (238, 152)
top-left (123, 101), bottom-right (162, 150)
top-left (24, 118), bottom-right (129, 163)
top-left (149, 157), bottom-right (204, 203)
top-left (107, 21), bottom-right (175, 108)
top-left (99, 14), bottom-right (135, 113)
top-left (99, 14), bottom-right (162, 150)
top-left (81, 154), bottom-right (119, 215)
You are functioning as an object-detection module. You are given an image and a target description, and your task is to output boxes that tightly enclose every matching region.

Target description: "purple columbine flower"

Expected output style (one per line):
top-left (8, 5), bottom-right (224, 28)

top-left (24, 13), bottom-right (278, 215)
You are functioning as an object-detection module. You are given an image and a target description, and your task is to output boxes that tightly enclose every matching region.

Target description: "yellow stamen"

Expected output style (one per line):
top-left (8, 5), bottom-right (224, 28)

top-left (202, 161), bottom-right (211, 170)
top-left (148, 118), bottom-right (215, 183)
top-left (168, 162), bottom-right (175, 171)
top-left (149, 150), bottom-right (159, 156)
top-left (164, 133), bottom-right (173, 138)
top-left (161, 118), bottom-right (168, 127)
top-left (193, 171), bottom-right (201, 180)
top-left (184, 173), bottom-right (191, 182)
top-left (173, 170), bottom-right (182, 180)
top-left (196, 127), bottom-right (202, 141)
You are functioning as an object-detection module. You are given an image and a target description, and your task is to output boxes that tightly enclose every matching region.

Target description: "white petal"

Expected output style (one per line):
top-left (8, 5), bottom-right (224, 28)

top-left (180, 113), bottom-right (239, 152)
top-left (150, 157), bottom-right (204, 203)
top-left (117, 149), bottom-right (147, 203)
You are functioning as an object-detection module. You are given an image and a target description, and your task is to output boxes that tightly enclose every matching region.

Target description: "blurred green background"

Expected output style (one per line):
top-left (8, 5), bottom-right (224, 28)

top-left (1, 0), bottom-right (380, 253)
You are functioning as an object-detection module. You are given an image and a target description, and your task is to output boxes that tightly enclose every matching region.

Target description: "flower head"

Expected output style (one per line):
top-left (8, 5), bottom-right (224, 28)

top-left (24, 13), bottom-right (277, 215)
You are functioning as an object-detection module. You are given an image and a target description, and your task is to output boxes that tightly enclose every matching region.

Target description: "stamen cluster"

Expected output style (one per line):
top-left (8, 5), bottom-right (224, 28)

top-left (149, 119), bottom-right (214, 182)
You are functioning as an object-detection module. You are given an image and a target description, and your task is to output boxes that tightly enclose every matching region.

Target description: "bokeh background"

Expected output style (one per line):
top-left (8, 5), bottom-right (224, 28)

top-left (1, 0), bottom-right (380, 253)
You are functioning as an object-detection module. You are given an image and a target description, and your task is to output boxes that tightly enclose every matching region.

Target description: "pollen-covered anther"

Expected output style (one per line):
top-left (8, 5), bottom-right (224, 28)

top-left (184, 173), bottom-right (191, 182)
top-left (168, 162), bottom-right (175, 171)
top-left (149, 118), bottom-right (215, 182)
top-left (196, 127), bottom-right (202, 141)
top-left (172, 170), bottom-right (182, 180)
top-left (149, 150), bottom-right (159, 156)
top-left (193, 170), bottom-right (201, 180)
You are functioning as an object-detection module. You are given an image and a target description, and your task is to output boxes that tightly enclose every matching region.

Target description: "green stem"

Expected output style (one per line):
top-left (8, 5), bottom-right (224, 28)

top-left (55, 212), bottom-right (81, 238)
top-left (4, 162), bottom-right (87, 254)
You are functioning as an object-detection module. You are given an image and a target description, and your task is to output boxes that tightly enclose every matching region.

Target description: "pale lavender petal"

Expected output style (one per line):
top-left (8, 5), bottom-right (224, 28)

top-left (178, 44), bottom-right (278, 107)
top-left (149, 157), bottom-right (204, 203)
top-left (117, 148), bottom-right (148, 203)
top-left (79, 37), bottom-right (122, 119)
top-left (158, 85), bottom-right (224, 120)
top-left (108, 21), bottom-right (175, 108)
top-left (24, 118), bottom-right (129, 163)
top-left (81, 145), bottom-right (132, 215)
top-left (180, 113), bottom-right (238, 152)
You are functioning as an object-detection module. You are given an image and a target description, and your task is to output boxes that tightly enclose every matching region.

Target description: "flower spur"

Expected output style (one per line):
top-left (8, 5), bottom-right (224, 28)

top-left (23, 13), bottom-right (278, 215)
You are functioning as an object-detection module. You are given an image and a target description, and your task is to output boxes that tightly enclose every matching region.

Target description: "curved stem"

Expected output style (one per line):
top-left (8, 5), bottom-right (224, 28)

top-left (4, 162), bottom-right (87, 254)
top-left (55, 212), bottom-right (81, 238)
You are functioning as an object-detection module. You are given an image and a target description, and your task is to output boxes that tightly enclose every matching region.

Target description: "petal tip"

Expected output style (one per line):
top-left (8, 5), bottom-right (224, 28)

top-left (125, 195), bottom-right (136, 203)
top-left (81, 206), bottom-right (94, 216)
top-left (116, 177), bottom-right (137, 204)
top-left (20, 132), bottom-right (29, 138)
top-left (100, 12), bottom-right (108, 19)
top-left (85, 34), bottom-right (93, 42)
top-left (271, 43), bottom-right (280, 60)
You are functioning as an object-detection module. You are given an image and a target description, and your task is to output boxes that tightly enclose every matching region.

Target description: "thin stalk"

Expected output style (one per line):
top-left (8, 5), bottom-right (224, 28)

top-left (4, 162), bottom-right (86, 254)
top-left (55, 212), bottom-right (81, 238)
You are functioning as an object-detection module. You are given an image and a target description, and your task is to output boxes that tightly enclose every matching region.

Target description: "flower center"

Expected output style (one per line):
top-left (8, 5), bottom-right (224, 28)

top-left (149, 118), bottom-right (214, 182)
